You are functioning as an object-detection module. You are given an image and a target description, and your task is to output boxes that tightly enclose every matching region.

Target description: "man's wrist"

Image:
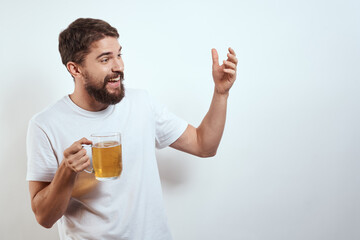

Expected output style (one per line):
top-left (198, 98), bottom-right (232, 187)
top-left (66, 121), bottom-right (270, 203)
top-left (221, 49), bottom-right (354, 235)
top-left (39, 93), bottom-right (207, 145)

top-left (214, 88), bottom-right (230, 99)
top-left (61, 160), bottom-right (79, 178)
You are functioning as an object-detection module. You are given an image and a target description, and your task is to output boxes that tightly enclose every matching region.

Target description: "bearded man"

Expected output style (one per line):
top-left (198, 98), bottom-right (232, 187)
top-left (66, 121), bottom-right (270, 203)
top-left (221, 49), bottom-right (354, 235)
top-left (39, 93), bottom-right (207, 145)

top-left (26, 18), bottom-right (238, 240)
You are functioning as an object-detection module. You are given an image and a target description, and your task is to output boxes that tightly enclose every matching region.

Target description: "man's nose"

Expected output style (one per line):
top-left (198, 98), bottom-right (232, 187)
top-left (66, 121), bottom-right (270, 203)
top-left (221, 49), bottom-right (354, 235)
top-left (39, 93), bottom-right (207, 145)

top-left (112, 58), bottom-right (124, 72)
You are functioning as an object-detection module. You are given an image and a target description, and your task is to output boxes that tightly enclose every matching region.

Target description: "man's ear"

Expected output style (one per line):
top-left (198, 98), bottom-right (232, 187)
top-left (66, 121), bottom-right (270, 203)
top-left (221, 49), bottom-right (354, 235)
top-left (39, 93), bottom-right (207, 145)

top-left (66, 61), bottom-right (83, 79)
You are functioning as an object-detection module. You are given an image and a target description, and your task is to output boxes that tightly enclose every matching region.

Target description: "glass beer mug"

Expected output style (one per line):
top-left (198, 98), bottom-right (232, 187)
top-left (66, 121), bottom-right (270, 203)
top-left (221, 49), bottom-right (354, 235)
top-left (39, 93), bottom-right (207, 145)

top-left (84, 132), bottom-right (122, 181)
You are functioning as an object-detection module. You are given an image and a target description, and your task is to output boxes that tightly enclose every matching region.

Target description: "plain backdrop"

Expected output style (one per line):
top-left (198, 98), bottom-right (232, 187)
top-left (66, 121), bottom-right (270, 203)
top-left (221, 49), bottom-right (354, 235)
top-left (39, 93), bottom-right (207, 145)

top-left (0, 0), bottom-right (359, 239)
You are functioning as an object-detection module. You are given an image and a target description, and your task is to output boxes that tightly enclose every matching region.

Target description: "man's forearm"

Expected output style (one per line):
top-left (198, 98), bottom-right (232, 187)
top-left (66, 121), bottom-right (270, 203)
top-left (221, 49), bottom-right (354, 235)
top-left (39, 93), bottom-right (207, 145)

top-left (196, 89), bottom-right (229, 156)
top-left (30, 138), bottom-right (91, 228)
top-left (31, 161), bottom-right (77, 228)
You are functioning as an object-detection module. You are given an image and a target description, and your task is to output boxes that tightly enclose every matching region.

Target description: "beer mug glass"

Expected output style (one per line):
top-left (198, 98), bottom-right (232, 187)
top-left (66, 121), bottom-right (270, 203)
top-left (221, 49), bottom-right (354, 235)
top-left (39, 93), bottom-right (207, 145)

top-left (85, 132), bottom-right (122, 181)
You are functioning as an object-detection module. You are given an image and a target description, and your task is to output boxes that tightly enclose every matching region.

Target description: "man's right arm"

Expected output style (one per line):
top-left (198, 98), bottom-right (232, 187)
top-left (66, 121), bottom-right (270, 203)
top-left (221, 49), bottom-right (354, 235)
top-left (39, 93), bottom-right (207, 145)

top-left (29, 138), bottom-right (92, 228)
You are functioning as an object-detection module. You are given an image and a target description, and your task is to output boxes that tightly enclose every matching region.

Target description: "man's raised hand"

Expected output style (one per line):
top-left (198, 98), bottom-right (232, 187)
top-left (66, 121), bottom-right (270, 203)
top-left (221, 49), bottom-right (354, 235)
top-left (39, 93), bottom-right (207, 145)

top-left (211, 47), bottom-right (238, 95)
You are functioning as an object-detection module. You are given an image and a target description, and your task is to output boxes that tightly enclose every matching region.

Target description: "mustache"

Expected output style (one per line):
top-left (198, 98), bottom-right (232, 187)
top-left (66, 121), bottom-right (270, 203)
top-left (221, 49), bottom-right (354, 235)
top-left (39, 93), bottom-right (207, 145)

top-left (104, 71), bottom-right (125, 84)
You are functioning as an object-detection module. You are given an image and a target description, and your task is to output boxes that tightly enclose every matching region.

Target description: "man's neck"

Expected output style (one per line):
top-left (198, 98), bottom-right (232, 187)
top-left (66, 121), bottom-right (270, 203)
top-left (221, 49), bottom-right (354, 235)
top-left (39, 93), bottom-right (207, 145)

top-left (69, 89), bottom-right (109, 112)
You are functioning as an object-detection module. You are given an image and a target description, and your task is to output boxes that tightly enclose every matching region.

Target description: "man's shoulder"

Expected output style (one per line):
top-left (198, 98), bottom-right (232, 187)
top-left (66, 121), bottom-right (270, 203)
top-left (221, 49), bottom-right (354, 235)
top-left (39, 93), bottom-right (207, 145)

top-left (30, 96), bottom-right (69, 125)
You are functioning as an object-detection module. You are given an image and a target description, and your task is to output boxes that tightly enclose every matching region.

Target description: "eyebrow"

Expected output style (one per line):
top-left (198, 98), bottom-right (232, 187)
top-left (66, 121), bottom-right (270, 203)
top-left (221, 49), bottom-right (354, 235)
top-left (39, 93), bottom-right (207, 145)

top-left (96, 46), bottom-right (122, 59)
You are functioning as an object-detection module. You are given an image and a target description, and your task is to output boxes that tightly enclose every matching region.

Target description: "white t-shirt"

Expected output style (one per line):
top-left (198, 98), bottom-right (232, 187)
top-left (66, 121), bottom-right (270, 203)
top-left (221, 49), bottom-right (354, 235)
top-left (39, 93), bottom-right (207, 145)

top-left (26, 88), bottom-right (188, 240)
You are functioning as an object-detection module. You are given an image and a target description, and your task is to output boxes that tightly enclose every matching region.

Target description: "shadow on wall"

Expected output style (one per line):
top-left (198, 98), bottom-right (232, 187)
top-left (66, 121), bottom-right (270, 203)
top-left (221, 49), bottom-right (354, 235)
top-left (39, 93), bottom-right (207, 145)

top-left (156, 148), bottom-right (194, 192)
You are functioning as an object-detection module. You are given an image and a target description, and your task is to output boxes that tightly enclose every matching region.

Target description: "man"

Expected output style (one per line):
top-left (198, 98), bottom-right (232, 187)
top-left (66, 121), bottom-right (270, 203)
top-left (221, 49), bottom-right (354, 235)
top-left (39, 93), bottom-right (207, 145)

top-left (27, 18), bottom-right (237, 240)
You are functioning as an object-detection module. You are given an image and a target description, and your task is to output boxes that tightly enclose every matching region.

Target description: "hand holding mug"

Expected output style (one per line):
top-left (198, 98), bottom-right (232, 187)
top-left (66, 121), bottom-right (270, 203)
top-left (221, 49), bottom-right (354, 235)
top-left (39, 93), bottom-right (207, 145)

top-left (63, 138), bottom-right (92, 173)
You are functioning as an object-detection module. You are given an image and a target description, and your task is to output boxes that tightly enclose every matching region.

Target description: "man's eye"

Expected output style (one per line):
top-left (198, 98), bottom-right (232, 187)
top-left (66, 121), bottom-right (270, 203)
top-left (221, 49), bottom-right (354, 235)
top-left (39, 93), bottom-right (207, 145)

top-left (118, 53), bottom-right (122, 57)
top-left (101, 58), bottom-right (109, 63)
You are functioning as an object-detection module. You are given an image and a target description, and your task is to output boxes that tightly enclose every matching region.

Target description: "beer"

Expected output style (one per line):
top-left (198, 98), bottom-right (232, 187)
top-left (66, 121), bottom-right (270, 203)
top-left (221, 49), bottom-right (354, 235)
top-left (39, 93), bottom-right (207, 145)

top-left (92, 141), bottom-right (122, 180)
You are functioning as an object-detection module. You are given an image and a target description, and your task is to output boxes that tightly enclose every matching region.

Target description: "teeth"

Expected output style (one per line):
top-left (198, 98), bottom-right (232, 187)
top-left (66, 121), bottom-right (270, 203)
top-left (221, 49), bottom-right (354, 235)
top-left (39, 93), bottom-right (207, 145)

top-left (110, 76), bottom-right (120, 82)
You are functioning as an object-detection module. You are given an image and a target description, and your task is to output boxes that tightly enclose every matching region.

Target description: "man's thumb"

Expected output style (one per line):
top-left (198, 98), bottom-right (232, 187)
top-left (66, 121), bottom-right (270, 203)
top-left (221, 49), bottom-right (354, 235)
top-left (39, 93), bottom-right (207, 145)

top-left (211, 48), bottom-right (219, 67)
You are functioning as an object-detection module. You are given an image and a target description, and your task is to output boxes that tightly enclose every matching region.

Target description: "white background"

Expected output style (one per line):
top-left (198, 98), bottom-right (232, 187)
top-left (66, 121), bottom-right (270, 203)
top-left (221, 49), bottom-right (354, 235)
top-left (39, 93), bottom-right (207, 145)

top-left (0, 0), bottom-right (359, 239)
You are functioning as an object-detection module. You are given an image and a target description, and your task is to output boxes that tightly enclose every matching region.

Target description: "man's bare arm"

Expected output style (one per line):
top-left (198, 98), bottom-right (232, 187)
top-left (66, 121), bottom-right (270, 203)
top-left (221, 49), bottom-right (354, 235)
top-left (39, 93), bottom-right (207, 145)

top-left (171, 48), bottom-right (237, 157)
top-left (171, 92), bottom-right (228, 157)
top-left (29, 138), bottom-right (91, 228)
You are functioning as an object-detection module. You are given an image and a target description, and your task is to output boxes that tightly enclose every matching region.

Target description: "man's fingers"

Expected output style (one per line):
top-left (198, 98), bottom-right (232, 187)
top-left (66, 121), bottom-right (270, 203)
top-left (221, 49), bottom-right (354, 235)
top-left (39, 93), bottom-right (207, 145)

top-left (223, 60), bottom-right (236, 70)
top-left (228, 47), bottom-right (236, 56)
top-left (67, 153), bottom-right (90, 172)
top-left (74, 148), bottom-right (88, 159)
top-left (211, 48), bottom-right (219, 67)
top-left (66, 148), bottom-right (86, 164)
top-left (80, 160), bottom-right (91, 172)
top-left (65, 138), bottom-right (92, 155)
top-left (223, 68), bottom-right (236, 76)
top-left (75, 155), bottom-right (91, 172)
top-left (77, 137), bottom-right (92, 146)
top-left (227, 53), bottom-right (238, 64)
top-left (63, 137), bottom-right (93, 173)
top-left (213, 48), bottom-right (237, 68)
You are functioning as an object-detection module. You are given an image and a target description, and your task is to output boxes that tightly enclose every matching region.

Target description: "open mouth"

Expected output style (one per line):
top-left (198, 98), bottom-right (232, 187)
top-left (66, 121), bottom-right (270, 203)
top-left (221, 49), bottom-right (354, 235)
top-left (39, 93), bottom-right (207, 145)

top-left (108, 75), bottom-right (121, 82)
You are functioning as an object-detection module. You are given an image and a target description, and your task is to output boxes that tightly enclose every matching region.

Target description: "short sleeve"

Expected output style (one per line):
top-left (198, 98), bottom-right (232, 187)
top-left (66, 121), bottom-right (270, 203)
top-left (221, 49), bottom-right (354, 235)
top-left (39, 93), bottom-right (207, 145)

top-left (26, 118), bottom-right (59, 182)
top-left (148, 94), bottom-right (188, 149)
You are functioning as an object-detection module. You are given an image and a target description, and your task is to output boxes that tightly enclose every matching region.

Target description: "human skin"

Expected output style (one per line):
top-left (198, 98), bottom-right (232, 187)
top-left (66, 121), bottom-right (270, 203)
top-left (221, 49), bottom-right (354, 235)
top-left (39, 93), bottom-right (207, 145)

top-left (29, 37), bottom-right (238, 228)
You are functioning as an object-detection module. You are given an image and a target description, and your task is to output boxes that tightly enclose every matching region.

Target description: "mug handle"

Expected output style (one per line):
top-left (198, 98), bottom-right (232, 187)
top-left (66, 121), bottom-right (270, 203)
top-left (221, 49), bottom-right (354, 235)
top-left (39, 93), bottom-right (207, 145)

top-left (82, 144), bottom-right (94, 174)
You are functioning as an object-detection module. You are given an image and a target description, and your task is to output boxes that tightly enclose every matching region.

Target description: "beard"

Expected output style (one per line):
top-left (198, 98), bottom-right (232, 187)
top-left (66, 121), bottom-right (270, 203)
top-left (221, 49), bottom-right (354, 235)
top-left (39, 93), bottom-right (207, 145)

top-left (84, 71), bottom-right (125, 105)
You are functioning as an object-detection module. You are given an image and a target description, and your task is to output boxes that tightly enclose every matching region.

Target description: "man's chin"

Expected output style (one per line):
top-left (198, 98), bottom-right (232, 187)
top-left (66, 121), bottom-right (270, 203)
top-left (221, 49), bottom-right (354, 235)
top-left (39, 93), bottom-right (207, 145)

top-left (106, 86), bottom-right (121, 95)
top-left (86, 82), bottom-right (125, 105)
top-left (105, 89), bottom-right (125, 105)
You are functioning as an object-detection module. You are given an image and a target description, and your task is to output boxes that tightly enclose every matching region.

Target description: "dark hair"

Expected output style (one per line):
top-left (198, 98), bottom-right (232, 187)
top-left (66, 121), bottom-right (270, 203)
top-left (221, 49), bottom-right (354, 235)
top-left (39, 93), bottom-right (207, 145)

top-left (58, 18), bottom-right (119, 66)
